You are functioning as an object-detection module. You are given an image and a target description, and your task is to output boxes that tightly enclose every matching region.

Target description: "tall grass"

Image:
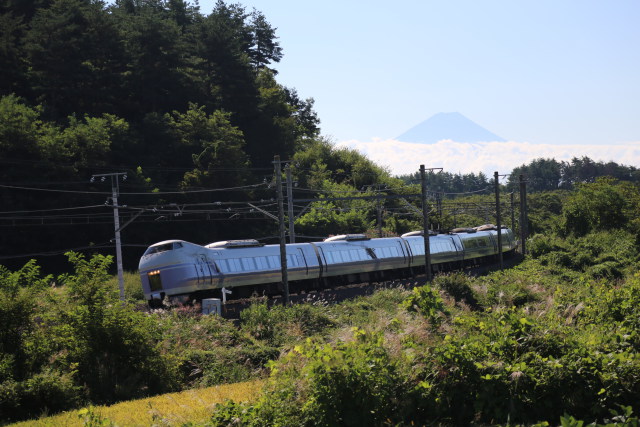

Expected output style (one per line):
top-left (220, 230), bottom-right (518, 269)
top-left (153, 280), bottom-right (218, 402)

top-left (9, 380), bottom-right (265, 427)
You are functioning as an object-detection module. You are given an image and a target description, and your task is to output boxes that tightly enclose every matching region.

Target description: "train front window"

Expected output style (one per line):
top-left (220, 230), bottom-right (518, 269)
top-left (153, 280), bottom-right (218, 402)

top-left (144, 242), bottom-right (182, 256)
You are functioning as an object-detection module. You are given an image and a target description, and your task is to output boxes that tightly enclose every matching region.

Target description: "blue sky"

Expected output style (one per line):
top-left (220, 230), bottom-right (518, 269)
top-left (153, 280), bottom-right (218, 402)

top-left (197, 0), bottom-right (640, 175)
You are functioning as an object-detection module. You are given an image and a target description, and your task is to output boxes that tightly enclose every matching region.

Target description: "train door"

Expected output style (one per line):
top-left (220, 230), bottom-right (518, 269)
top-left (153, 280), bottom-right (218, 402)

top-left (196, 254), bottom-right (213, 287)
top-left (309, 243), bottom-right (325, 278)
top-left (396, 240), bottom-right (409, 265)
top-left (297, 248), bottom-right (309, 275)
top-left (488, 233), bottom-right (498, 254)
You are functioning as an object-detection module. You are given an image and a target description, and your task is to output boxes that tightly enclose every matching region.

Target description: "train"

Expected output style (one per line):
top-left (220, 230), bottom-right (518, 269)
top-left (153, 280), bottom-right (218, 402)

top-left (138, 224), bottom-right (518, 307)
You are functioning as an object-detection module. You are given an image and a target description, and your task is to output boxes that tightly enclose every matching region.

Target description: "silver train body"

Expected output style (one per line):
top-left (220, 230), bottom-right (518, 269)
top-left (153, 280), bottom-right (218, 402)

top-left (139, 226), bottom-right (517, 305)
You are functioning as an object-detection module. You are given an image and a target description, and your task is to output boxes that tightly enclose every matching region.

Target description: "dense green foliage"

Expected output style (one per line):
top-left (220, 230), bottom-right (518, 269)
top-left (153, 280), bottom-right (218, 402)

top-left (507, 157), bottom-right (639, 192)
top-left (205, 180), bottom-right (640, 426)
top-left (0, 0), bottom-right (637, 276)
top-left (0, 0), bottom-right (325, 271)
top-left (2, 179), bottom-right (640, 425)
top-left (0, 253), bottom-right (178, 422)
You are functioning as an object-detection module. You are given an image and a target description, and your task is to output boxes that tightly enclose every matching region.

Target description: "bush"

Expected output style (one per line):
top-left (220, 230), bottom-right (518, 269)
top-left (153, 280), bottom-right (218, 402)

top-left (239, 300), bottom-right (334, 346)
top-left (528, 233), bottom-right (565, 258)
top-left (212, 329), bottom-right (405, 426)
top-left (402, 283), bottom-right (448, 325)
top-left (433, 272), bottom-right (478, 308)
top-left (560, 178), bottom-right (628, 237)
top-left (106, 271), bottom-right (145, 303)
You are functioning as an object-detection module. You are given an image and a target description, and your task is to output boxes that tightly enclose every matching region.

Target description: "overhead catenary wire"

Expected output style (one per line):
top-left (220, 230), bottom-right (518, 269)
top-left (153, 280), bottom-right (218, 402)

top-left (0, 182), bottom-right (268, 195)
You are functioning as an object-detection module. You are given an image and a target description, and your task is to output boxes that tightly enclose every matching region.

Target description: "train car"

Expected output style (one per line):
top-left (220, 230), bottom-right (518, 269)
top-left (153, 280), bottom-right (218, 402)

top-left (139, 225), bottom-right (517, 306)
top-left (314, 235), bottom-right (409, 283)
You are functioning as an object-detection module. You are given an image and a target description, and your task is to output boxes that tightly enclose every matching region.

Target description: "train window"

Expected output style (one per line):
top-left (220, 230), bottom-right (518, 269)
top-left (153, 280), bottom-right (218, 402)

top-left (242, 258), bottom-right (255, 270)
top-left (268, 256), bottom-right (279, 268)
top-left (379, 247), bottom-right (397, 258)
top-left (333, 251), bottom-right (343, 262)
top-left (412, 243), bottom-right (424, 255)
top-left (478, 239), bottom-right (487, 247)
top-left (144, 242), bottom-right (175, 256)
top-left (228, 258), bottom-right (241, 272)
top-left (255, 257), bottom-right (268, 270)
top-left (350, 249), bottom-right (362, 261)
top-left (217, 260), bottom-right (228, 272)
top-left (287, 254), bottom-right (298, 266)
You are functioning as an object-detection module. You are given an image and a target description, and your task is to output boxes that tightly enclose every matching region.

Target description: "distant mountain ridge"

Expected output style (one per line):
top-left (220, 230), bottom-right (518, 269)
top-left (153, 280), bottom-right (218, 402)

top-left (396, 112), bottom-right (506, 143)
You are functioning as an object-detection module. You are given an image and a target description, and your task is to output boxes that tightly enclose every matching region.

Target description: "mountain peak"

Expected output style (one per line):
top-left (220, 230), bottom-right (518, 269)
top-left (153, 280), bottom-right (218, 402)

top-left (396, 112), bottom-right (506, 143)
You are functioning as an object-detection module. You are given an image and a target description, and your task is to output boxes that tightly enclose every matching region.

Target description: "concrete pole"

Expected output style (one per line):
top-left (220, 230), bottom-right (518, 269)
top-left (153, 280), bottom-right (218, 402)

top-left (420, 165), bottom-right (432, 282)
top-left (274, 156), bottom-right (289, 304)
top-left (285, 164), bottom-right (295, 243)
top-left (494, 172), bottom-right (503, 270)
top-left (519, 174), bottom-right (528, 256)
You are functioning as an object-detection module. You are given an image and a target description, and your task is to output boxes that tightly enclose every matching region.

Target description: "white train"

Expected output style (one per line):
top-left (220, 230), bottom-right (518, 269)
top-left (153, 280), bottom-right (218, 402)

top-left (139, 225), bottom-right (517, 306)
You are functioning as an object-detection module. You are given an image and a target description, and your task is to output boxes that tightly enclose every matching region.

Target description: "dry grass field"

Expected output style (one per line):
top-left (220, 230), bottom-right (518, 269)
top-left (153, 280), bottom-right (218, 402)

top-left (10, 380), bottom-right (265, 426)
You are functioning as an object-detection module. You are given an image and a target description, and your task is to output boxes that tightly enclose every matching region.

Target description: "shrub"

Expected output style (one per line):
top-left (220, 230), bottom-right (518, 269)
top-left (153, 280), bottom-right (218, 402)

top-left (239, 300), bottom-right (335, 346)
top-left (560, 178), bottom-right (628, 237)
top-left (433, 272), bottom-right (478, 308)
top-left (213, 329), bottom-right (405, 426)
top-left (401, 283), bottom-right (448, 325)
top-left (528, 234), bottom-right (565, 258)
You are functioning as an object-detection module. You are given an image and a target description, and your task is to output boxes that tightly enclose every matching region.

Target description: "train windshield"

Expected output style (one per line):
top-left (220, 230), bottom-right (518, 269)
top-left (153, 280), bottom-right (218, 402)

top-left (144, 242), bottom-right (183, 256)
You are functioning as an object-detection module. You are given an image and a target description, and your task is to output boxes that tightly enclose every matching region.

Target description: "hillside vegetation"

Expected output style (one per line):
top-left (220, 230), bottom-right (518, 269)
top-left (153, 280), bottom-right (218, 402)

top-left (2, 1), bottom-right (639, 275)
top-left (3, 179), bottom-right (640, 426)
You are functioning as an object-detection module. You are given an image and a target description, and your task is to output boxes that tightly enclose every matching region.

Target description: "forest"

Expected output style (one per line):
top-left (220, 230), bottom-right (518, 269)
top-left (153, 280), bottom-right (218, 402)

top-left (1, 0), bottom-right (639, 274)
top-left (2, 0), bottom-right (640, 425)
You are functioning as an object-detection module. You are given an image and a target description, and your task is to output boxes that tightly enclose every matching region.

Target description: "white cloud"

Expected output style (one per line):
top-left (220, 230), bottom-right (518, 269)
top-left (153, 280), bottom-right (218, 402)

top-left (334, 139), bottom-right (640, 176)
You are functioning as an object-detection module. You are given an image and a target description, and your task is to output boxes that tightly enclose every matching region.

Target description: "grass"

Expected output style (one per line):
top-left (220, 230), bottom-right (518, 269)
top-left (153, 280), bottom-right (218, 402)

top-left (10, 380), bottom-right (265, 426)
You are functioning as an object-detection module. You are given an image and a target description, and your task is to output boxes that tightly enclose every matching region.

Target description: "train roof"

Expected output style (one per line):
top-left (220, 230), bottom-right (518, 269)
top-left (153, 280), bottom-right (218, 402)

top-left (205, 239), bottom-right (264, 249)
top-left (148, 239), bottom-right (186, 247)
top-left (401, 230), bottom-right (438, 237)
top-left (323, 234), bottom-right (370, 242)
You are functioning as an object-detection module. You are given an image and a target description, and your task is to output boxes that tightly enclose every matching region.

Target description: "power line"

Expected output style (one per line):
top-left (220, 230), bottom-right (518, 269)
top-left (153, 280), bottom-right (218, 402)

top-left (0, 242), bottom-right (155, 260)
top-left (0, 182), bottom-right (268, 195)
top-left (0, 204), bottom-right (109, 215)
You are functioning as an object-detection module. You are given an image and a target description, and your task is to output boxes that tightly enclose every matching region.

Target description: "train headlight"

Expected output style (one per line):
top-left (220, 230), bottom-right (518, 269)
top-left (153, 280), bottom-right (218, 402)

top-left (148, 270), bottom-right (162, 291)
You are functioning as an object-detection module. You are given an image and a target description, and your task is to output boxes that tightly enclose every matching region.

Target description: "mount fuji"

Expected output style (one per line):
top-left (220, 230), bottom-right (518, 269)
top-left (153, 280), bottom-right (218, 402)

top-left (396, 112), bottom-right (506, 143)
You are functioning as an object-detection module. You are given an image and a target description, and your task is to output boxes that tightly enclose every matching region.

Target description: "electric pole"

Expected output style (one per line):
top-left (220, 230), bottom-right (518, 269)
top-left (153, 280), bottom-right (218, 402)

top-left (285, 163), bottom-right (295, 243)
top-left (519, 174), bottom-right (528, 256)
top-left (274, 156), bottom-right (289, 304)
top-left (420, 165), bottom-right (432, 282)
top-left (92, 172), bottom-right (127, 301)
top-left (494, 171), bottom-right (503, 270)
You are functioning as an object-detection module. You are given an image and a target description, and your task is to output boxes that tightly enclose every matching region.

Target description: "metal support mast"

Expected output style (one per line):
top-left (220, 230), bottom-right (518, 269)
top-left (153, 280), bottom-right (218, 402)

top-left (92, 172), bottom-right (127, 301)
top-left (420, 165), bottom-right (432, 282)
top-left (494, 171), bottom-right (503, 270)
top-left (274, 156), bottom-right (290, 304)
top-left (519, 174), bottom-right (528, 256)
top-left (285, 163), bottom-right (295, 243)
